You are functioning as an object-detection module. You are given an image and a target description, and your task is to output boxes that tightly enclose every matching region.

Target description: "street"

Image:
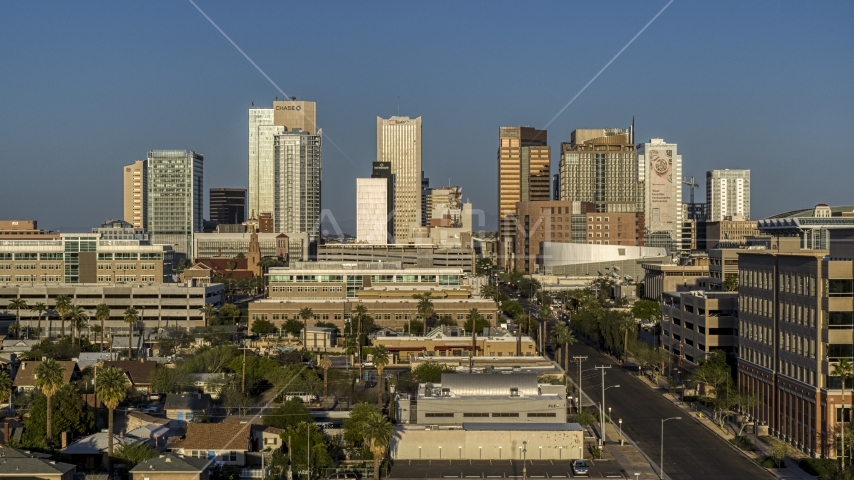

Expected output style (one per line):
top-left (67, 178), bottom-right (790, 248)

top-left (565, 341), bottom-right (766, 480)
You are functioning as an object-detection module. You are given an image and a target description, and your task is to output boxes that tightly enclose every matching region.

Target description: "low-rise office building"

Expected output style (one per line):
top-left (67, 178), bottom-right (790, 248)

top-left (708, 248), bottom-right (740, 291)
top-left (0, 283), bottom-right (223, 335)
top-left (372, 329), bottom-right (536, 361)
top-left (192, 232), bottom-right (308, 261)
top-left (642, 260), bottom-right (709, 301)
top-left (250, 262), bottom-right (494, 332)
top-left (705, 217), bottom-right (760, 249)
top-left (316, 244), bottom-right (474, 273)
top-left (398, 373), bottom-right (565, 426)
top-left (0, 234), bottom-right (172, 285)
top-left (659, 290), bottom-right (738, 367)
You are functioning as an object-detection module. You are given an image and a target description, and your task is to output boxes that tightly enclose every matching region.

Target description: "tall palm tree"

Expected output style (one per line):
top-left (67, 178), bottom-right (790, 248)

top-left (54, 294), bottom-right (72, 339)
top-left (364, 411), bottom-right (394, 480)
top-left (35, 359), bottom-right (65, 446)
top-left (834, 359), bottom-right (854, 469)
top-left (68, 304), bottom-right (89, 347)
top-left (318, 355), bottom-right (333, 401)
top-left (551, 324), bottom-right (576, 381)
top-left (96, 366), bottom-right (129, 470)
top-left (31, 302), bottom-right (47, 340)
top-left (298, 307), bottom-right (314, 351)
top-left (466, 308), bottom-right (483, 373)
top-left (123, 306), bottom-right (139, 360)
top-left (7, 298), bottom-right (28, 339)
top-left (372, 346), bottom-right (390, 407)
top-left (352, 304), bottom-right (369, 378)
top-left (618, 316), bottom-right (635, 364)
top-left (95, 303), bottom-right (111, 353)
top-left (413, 293), bottom-right (434, 331)
top-left (199, 304), bottom-right (218, 328)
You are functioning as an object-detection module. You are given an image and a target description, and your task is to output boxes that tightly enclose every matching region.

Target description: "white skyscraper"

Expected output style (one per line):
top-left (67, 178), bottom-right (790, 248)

top-left (706, 169), bottom-right (750, 221)
top-left (377, 116), bottom-right (422, 243)
top-left (356, 178), bottom-right (390, 244)
top-left (638, 138), bottom-right (682, 251)
top-left (146, 150), bottom-right (203, 256)
top-left (248, 100), bottom-right (319, 233)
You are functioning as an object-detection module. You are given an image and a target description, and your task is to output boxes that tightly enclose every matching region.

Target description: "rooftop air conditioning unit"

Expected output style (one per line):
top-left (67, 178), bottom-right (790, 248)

top-left (441, 388), bottom-right (451, 397)
top-left (510, 388), bottom-right (520, 397)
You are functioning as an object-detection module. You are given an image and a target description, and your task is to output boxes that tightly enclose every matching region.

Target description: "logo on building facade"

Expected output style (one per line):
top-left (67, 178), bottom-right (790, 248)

top-left (276, 105), bottom-right (302, 111)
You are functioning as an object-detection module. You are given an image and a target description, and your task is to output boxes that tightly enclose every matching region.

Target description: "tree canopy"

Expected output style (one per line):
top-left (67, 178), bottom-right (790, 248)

top-left (19, 385), bottom-right (94, 449)
top-left (263, 398), bottom-right (312, 431)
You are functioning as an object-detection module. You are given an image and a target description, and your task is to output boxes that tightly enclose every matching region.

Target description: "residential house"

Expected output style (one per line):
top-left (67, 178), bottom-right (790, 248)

top-left (251, 425), bottom-right (284, 452)
top-left (12, 360), bottom-right (79, 393)
top-left (75, 352), bottom-right (119, 370)
top-left (127, 423), bottom-right (171, 451)
top-left (61, 432), bottom-right (144, 470)
top-left (0, 339), bottom-right (40, 355)
top-left (164, 393), bottom-right (212, 422)
top-left (103, 360), bottom-right (157, 395)
top-left (0, 450), bottom-right (76, 480)
top-left (192, 373), bottom-right (229, 398)
top-left (170, 423), bottom-right (252, 466)
top-left (127, 411), bottom-right (173, 433)
top-left (130, 454), bottom-right (213, 480)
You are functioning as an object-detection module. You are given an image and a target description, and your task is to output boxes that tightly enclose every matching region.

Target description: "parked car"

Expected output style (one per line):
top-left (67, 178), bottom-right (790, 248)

top-left (364, 380), bottom-right (377, 388)
top-left (570, 459), bottom-right (589, 476)
top-left (285, 392), bottom-right (318, 403)
top-left (361, 361), bottom-right (374, 367)
top-left (145, 405), bottom-right (160, 413)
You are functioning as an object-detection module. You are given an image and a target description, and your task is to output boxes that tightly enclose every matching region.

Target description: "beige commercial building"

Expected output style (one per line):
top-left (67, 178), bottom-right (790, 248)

top-left (707, 248), bottom-right (740, 291)
top-left (642, 262), bottom-right (709, 301)
top-left (0, 220), bottom-right (59, 240)
top-left (705, 218), bottom-right (760, 249)
top-left (316, 244), bottom-right (474, 273)
top-left (660, 290), bottom-right (738, 367)
top-left (372, 331), bottom-right (537, 360)
top-left (498, 126), bottom-right (550, 270)
top-left (377, 116), bottom-right (422, 243)
top-left (123, 160), bottom-right (147, 229)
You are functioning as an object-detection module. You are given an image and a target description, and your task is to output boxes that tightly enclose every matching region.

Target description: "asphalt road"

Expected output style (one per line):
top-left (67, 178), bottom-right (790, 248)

top-left (390, 459), bottom-right (624, 479)
top-left (565, 341), bottom-right (766, 480)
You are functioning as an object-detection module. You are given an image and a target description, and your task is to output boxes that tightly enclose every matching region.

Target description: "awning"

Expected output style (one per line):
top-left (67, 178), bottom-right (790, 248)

top-left (386, 346), bottom-right (427, 352)
top-left (434, 345), bottom-right (483, 351)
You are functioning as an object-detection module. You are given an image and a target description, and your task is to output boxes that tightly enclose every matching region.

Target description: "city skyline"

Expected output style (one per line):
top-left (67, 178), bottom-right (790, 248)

top-left (2, 2), bottom-right (853, 234)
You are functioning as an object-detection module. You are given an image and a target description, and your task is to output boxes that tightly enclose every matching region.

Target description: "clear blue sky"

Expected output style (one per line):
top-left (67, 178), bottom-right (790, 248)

top-left (1, 1), bottom-right (852, 234)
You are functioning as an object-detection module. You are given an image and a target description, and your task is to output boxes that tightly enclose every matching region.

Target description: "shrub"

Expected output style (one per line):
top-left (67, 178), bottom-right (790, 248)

top-left (798, 458), bottom-right (837, 477)
top-left (682, 395), bottom-right (699, 403)
top-left (728, 436), bottom-right (753, 451)
top-left (759, 456), bottom-right (784, 468)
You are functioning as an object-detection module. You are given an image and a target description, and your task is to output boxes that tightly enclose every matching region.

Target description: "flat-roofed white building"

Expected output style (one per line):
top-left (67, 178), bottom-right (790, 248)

top-left (356, 178), bottom-right (390, 245)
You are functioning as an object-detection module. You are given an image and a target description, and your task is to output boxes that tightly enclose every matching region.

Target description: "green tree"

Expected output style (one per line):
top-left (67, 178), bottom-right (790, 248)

top-left (284, 422), bottom-right (333, 478)
top-left (95, 303), bottom-right (111, 352)
top-left (35, 359), bottom-right (65, 446)
top-left (834, 359), bottom-right (854, 470)
top-left (518, 277), bottom-right (542, 299)
top-left (0, 371), bottom-right (11, 413)
top-left (364, 412), bottom-right (394, 480)
top-left (8, 298), bottom-right (28, 339)
top-left (570, 411), bottom-right (597, 427)
top-left (150, 366), bottom-right (194, 394)
top-left (97, 366), bottom-right (129, 467)
top-left (54, 294), bottom-right (72, 339)
top-left (372, 346), bottom-right (390, 406)
top-left (475, 257), bottom-right (494, 276)
top-left (413, 292), bottom-right (435, 326)
top-left (631, 299), bottom-right (662, 322)
top-left (463, 308), bottom-right (489, 334)
top-left (218, 303), bottom-right (240, 328)
top-left (318, 356), bottom-right (332, 401)
top-left (199, 304), bottom-right (218, 328)
top-left (502, 299), bottom-right (524, 319)
top-left (263, 398), bottom-right (312, 431)
top-left (551, 323), bottom-right (575, 378)
top-left (20, 384), bottom-right (94, 449)
top-left (435, 315), bottom-right (456, 328)
top-left (113, 441), bottom-right (158, 469)
top-left (724, 274), bottom-right (739, 292)
top-left (252, 317), bottom-right (275, 335)
top-left (123, 306), bottom-right (139, 360)
top-left (283, 318), bottom-right (304, 337)
top-left (183, 345), bottom-right (237, 373)
top-left (342, 402), bottom-right (382, 445)
top-left (31, 301), bottom-right (48, 340)
top-left (298, 307), bottom-right (314, 350)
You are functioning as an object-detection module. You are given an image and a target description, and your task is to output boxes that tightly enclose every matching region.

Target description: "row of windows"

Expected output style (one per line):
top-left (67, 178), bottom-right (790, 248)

top-left (424, 412), bottom-right (557, 418)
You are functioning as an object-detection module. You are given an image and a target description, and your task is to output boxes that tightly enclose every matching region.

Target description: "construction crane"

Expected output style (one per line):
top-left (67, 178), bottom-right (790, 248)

top-left (682, 176), bottom-right (700, 220)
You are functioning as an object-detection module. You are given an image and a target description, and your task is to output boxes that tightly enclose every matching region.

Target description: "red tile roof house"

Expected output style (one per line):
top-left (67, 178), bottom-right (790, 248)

top-left (170, 423), bottom-right (252, 466)
top-left (102, 360), bottom-right (157, 396)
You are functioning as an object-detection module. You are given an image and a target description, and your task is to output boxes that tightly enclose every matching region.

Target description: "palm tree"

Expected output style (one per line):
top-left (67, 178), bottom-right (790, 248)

top-left (298, 307), bottom-right (314, 351)
top-left (199, 304), bottom-right (218, 328)
top-left (414, 293), bottom-right (434, 331)
top-left (618, 316), bottom-right (635, 364)
top-left (372, 345), bottom-right (390, 407)
top-left (7, 298), bottom-right (28, 339)
top-left (466, 308), bottom-right (483, 373)
top-left (31, 302), bottom-right (47, 340)
top-left (352, 304), bottom-right (369, 378)
top-left (480, 284), bottom-right (499, 327)
top-left (95, 303), bottom-right (111, 352)
top-left (551, 324), bottom-right (576, 381)
top-left (54, 294), bottom-right (72, 338)
top-left (96, 366), bottom-right (129, 470)
top-left (35, 359), bottom-right (65, 446)
top-left (68, 304), bottom-right (89, 347)
top-left (123, 306), bottom-right (139, 360)
top-left (834, 359), bottom-right (854, 469)
top-left (318, 355), bottom-right (333, 401)
top-left (364, 411), bottom-right (394, 480)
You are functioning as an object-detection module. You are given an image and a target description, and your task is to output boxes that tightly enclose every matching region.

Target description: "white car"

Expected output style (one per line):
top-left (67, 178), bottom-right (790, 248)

top-left (361, 361), bottom-right (374, 367)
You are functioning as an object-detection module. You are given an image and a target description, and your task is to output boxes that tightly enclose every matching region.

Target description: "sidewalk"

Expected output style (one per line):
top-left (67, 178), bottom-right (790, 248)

top-left (632, 372), bottom-right (816, 480)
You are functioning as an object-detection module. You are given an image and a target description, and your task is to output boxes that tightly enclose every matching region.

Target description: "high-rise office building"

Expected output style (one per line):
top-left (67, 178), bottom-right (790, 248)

top-left (146, 150), bottom-right (204, 256)
top-left (552, 174), bottom-right (560, 200)
top-left (497, 126), bottom-right (551, 269)
top-left (638, 138), bottom-right (682, 251)
top-left (123, 160), bottom-right (147, 229)
top-left (558, 128), bottom-right (641, 214)
top-left (377, 116), bottom-right (422, 243)
top-left (273, 129), bottom-right (322, 237)
top-left (248, 100), bottom-right (318, 230)
top-left (421, 172), bottom-right (430, 227)
top-left (706, 169), bottom-right (750, 221)
top-left (210, 188), bottom-right (246, 225)
top-left (371, 162), bottom-right (395, 242)
top-left (356, 178), bottom-right (390, 245)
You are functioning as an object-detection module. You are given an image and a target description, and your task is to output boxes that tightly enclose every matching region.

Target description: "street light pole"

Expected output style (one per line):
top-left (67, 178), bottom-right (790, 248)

top-left (573, 356), bottom-right (587, 410)
top-left (522, 440), bottom-right (528, 480)
top-left (660, 417), bottom-right (682, 480)
top-left (595, 365), bottom-right (612, 446)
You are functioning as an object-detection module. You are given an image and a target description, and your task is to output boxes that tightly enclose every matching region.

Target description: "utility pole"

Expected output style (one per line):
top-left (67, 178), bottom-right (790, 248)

top-left (573, 356), bottom-right (587, 410)
top-left (595, 365), bottom-right (612, 447)
top-left (242, 346), bottom-right (247, 393)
